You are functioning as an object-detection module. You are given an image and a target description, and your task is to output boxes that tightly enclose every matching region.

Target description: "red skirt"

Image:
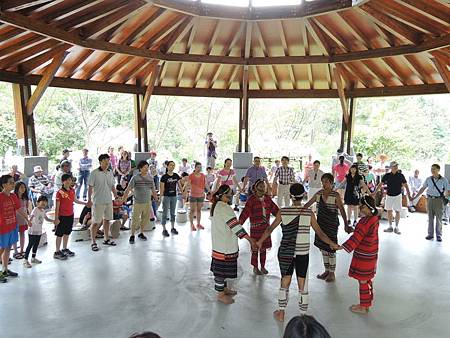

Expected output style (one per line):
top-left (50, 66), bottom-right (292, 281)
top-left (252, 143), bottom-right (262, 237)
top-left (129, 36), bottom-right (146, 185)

top-left (250, 223), bottom-right (271, 250)
top-left (348, 253), bottom-right (378, 281)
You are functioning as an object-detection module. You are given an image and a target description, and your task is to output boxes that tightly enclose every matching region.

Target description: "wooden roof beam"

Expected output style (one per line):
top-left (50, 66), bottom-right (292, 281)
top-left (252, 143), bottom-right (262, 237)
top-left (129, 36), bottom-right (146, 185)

top-left (1, 68), bottom-right (448, 98)
top-left (0, 0), bottom-right (53, 11)
top-left (151, 0), bottom-right (369, 21)
top-left (432, 56), bottom-right (450, 92)
top-left (304, 18), bottom-right (331, 56)
top-left (397, 0), bottom-right (450, 26)
top-left (334, 64), bottom-right (349, 125)
top-left (360, 3), bottom-right (423, 44)
top-left (26, 51), bottom-right (68, 115)
top-left (21, 43), bottom-right (71, 74)
top-left (141, 62), bottom-right (160, 119)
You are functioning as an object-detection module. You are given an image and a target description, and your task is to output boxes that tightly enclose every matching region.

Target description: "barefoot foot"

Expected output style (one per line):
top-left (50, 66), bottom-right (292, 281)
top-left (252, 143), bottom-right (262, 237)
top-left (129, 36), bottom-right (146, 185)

top-left (349, 304), bottom-right (369, 314)
top-left (261, 267), bottom-right (269, 275)
top-left (253, 267), bottom-right (263, 275)
top-left (217, 293), bottom-right (235, 305)
top-left (191, 224), bottom-right (197, 231)
top-left (325, 272), bottom-right (336, 282)
top-left (316, 271), bottom-right (329, 280)
top-left (273, 310), bottom-right (285, 322)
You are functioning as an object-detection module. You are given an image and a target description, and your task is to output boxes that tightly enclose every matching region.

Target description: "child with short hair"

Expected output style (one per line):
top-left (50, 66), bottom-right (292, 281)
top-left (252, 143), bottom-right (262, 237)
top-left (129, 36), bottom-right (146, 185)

top-left (23, 196), bottom-right (52, 268)
top-left (54, 174), bottom-right (86, 260)
top-left (113, 192), bottom-right (129, 229)
top-left (177, 172), bottom-right (189, 210)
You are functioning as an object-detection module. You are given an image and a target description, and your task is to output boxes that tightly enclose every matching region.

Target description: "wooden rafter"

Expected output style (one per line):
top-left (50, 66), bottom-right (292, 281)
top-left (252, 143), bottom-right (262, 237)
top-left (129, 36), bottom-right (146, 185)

top-left (337, 11), bottom-right (371, 49)
top-left (432, 56), bottom-right (450, 92)
top-left (397, 0), bottom-right (450, 26)
top-left (1, 69), bottom-right (448, 98)
top-left (141, 62), bottom-right (160, 119)
top-left (360, 3), bottom-right (423, 44)
top-left (0, 0), bottom-right (52, 11)
top-left (161, 16), bottom-right (194, 54)
top-left (313, 17), bottom-right (349, 53)
top-left (334, 64), bottom-right (349, 125)
top-left (0, 10), bottom-right (449, 66)
top-left (26, 51), bottom-right (68, 115)
top-left (0, 39), bottom-right (56, 69)
top-left (21, 43), bottom-right (71, 74)
top-left (304, 18), bottom-right (331, 56)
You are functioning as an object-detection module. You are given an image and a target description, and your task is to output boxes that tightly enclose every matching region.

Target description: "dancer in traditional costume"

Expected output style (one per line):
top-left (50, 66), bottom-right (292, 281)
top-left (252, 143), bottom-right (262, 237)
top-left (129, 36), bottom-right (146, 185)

top-left (239, 179), bottom-right (279, 275)
top-left (210, 185), bottom-right (256, 304)
top-left (304, 173), bottom-right (349, 283)
top-left (257, 183), bottom-right (339, 322)
top-left (338, 195), bottom-right (379, 314)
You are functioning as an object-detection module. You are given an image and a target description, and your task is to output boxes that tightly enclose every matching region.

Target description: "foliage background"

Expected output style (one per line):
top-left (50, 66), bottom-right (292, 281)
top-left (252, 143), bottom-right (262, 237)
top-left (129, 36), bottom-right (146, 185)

top-left (1, 82), bottom-right (449, 174)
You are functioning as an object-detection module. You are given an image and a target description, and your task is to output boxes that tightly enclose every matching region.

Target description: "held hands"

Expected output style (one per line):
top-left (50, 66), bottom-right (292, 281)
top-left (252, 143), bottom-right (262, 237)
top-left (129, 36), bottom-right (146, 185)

top-left (248, 238), bottom-right (258, 251)
top-left (330, 242), bottom-right (341, 251)
top-left (86, 200), bottom-right (93, 208)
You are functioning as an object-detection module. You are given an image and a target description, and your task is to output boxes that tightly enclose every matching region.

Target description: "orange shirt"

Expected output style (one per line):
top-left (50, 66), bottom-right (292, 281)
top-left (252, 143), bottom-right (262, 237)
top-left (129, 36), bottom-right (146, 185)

top-left (189, 173), bottom-right (206, 198)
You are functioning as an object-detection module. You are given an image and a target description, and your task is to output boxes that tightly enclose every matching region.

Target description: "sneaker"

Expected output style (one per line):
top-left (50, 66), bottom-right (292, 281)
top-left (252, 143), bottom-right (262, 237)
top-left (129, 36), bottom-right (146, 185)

top-left (171, 228), bottom-right (178, 235)
top-left (425, 235), bottom-right (434, 240)
top-left (0, 271), bottom-right (7, 283)
top-left (437, 236), bottom-right (442, 242)
top-left (162, 230), bottom-right (170, 237)
top-left (31, 258), bottom-right (42, 264)
top-left (384, 227), bottom-right (394, 233)
top-left (5, 269), bottom-right (18, 277)
top-left (129, 235), bottom-right (135, 244)
top-left (138, 233), bottom-right (147, 241)
top-left (394, 228), bottom-right (401, 235)
top-left (53, 251), bottom-right (67, 260)
top-left (23, 260), bottom-right (32, 268)
top-left (62, 249), bottom-right (75, 257)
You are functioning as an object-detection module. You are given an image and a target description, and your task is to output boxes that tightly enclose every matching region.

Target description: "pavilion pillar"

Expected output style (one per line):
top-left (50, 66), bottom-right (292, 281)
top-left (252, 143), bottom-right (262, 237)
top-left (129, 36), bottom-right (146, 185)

top-left (346, 98), bottom-right (356, 155)
top-left (238, 65), bottom-right (250, 152)
top-left (339, 113), bottom-right (347, 152)
top-left (12, 83), bottom-right (37, 156)
top-left (134, 93), bottom-right (149, 152)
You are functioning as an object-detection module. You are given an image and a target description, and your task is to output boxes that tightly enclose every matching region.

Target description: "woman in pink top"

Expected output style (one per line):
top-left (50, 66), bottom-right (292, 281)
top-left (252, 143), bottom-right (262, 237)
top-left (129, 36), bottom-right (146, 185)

top-left (216, 158), bottom-right (240, 210)
top-left (108, 146), bottom-right (118, 170)
top-left (332, 155), bottom-right (350, 199)
top-left (188, 162), bottom-right (211, 231)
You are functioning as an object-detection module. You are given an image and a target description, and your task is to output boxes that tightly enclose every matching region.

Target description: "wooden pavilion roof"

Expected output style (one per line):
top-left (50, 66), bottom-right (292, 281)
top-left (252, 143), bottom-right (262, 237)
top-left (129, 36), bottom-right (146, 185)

top-left (0, 0), bottom-right (449, 99)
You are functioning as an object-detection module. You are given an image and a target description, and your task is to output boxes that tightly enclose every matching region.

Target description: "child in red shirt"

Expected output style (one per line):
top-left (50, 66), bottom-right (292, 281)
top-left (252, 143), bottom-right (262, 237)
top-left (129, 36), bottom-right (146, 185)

top-left (338, 195), bottom-right (380, 314)
top-left (0, 175), bottom-right (29, 282)
top-left (54, 174), bottom-right (86, 260)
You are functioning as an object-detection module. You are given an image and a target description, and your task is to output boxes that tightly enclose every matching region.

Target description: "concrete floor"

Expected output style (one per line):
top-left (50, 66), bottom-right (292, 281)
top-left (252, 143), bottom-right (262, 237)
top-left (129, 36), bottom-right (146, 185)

top-left (1, 208), bottom-right (450, 338)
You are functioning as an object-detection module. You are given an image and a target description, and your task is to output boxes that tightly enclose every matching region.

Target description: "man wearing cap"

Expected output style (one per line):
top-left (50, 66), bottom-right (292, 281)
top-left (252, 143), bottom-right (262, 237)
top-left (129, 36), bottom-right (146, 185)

top-left (411, 164), bottom-right (450, 242)
top-left (77, 148), bottom-right (92, 201)
top-left (374, 161), bottom-right (411, 235)
top-left (29, 166), bottom-right (54, 209)
top-left (60, 149), bottom-right (72, 165)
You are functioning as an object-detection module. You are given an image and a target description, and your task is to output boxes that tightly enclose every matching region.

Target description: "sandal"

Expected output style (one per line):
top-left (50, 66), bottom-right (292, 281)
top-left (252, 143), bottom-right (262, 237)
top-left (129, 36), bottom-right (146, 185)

top-left (13, 253), bottom-right (24, 259)
top-left (91, 243), bottom-right (99, 252)
top-left (349, 304), bottom-right (369, 314)
top-left (103, 239), bottom-right (117, 246)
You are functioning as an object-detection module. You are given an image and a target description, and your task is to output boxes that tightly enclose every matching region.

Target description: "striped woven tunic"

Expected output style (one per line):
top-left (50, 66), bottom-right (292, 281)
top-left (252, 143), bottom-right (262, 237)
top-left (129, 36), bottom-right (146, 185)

top-left (342, 215), bottom-right (379, 281)
top-left (278, 206), bottom-right (312, 276)
top-left (314, 189), bottom-right (340, 253)
top-left (211, 201), bottom-right (248, 279)
top-left (239, 194), bottom-right (279, 250)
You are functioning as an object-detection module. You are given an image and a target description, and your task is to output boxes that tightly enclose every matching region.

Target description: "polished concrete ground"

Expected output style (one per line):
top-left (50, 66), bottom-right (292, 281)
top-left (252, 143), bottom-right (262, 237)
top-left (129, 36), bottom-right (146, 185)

top-left (1, 208), bottom-right (450, 338)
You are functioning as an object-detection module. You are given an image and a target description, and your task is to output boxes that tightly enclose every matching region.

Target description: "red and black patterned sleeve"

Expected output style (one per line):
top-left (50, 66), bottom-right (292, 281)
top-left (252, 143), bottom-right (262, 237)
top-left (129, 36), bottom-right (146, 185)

top-left (342, 217), bottom-right (372, 253)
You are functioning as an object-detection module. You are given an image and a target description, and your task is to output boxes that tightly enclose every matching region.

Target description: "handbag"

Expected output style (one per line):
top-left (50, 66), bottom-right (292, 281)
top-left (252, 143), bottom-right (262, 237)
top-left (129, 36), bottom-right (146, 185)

top-left (431, 176), bottom-right (449, 205)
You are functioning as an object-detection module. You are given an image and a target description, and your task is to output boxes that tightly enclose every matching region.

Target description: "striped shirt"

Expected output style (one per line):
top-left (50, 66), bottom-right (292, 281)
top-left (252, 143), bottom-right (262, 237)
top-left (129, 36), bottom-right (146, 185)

top-left (275, 166), bottom-right (296, 185)
top-left (280, 206), bottom-right (312, 255)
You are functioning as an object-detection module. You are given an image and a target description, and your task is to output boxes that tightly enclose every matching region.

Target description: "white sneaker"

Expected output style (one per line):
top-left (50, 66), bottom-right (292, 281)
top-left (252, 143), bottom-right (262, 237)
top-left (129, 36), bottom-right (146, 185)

top-left (23, 260), bottom-right (32, 268)
top-left (384, 227), bottom-right (394, 233)
top-left (31, 258), bottom-right (42, 264)
top-left (394, 228), bottom-right (401, 235)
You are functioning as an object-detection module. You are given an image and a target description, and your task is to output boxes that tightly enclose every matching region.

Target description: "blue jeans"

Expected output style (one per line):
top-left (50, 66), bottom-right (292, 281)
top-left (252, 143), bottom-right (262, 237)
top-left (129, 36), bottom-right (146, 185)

top-left (161, 196), bottom-right (177, 225)
top-left (76, 170), bottom-right (90, 199)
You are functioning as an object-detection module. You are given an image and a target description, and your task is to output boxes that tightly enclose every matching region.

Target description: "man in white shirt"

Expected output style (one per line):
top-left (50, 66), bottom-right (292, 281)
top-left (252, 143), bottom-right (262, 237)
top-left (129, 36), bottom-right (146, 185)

top-left (408, 169), bottom-right (422, 212)
top-left (87, 154), bottom-right (118, 251)
top-left (305, 160), bottom-right (324, 203)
